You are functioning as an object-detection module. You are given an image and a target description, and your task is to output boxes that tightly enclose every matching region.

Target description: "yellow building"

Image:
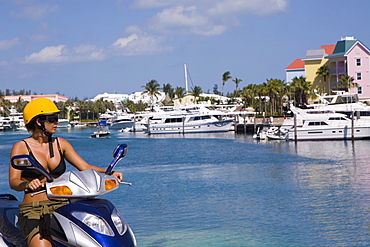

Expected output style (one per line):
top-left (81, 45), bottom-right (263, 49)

top-left (302, 45), bottom-right (335, 95)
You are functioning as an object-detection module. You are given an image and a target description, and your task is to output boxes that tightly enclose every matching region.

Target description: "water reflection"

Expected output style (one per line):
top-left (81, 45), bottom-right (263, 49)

top-left (282, 140), bottom-right (370, 245)
top-left (1, 130), bottom-right (370, 246)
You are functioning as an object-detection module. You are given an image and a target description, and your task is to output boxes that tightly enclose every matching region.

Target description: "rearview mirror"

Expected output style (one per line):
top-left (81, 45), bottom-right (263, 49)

top-left (113, 144), bottom-right (128, 159)
top-left (11, 155), bottom-right (54, 182)
top-left (106, 144), bottom-right (128, 175)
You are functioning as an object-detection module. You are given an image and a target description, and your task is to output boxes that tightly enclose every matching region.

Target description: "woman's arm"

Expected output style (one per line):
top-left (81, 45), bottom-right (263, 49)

top-left (9, 141), bottom-right (31, 191)
top-left (59, 138), bottom-right (123, 181)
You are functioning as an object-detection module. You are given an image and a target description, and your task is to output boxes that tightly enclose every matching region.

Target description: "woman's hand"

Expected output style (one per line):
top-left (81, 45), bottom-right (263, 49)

top-left (112, 171), bottom-right (124, 182)
top-left (26, 179), bottom-right (44, 191)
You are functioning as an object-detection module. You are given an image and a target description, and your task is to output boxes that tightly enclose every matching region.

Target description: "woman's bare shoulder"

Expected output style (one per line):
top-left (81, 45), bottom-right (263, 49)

top-left (56, 137), bottom-right (70, 144)
top-left (56, 137), bottom-right (73, 149)
top-left (12, 139), bottom-right (27, 148)
top-left (11, 140), bottom-right (28, 155)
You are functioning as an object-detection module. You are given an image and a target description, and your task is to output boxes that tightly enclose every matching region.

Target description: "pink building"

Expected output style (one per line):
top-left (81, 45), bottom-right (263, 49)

top-left (4, 94), bottom-right (68, 103)
top-left (326, 36), bottom-right (370, 100)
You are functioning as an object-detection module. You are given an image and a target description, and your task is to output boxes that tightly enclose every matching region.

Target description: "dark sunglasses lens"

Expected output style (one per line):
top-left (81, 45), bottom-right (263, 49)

top-left (47, 116), bottom-right (59, 123)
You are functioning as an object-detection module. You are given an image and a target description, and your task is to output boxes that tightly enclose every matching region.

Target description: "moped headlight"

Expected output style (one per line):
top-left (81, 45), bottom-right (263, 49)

top-left (72, 212), bottom-right (114, 236)
top-left (111, 208), bottom-right (127, 235)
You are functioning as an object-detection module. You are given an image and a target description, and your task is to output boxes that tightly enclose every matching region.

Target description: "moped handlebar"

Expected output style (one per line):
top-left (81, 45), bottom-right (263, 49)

top-left (119, 181), bottom-right (132, 186)
top-left (30, 190), bottom-right (47, 197)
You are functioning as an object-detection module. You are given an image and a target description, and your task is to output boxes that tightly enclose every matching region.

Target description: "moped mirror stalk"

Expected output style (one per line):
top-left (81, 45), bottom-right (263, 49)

top-left (105, 144), bottom-right (128, 175)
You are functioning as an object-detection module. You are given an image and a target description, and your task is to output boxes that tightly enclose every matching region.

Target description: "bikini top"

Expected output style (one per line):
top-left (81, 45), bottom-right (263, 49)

top-left (21, 137), bottom-right (67, 180)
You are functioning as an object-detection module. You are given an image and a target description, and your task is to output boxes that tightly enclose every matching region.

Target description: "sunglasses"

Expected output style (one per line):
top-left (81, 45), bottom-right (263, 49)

top-left (45, 115), bottom-right (59, 123)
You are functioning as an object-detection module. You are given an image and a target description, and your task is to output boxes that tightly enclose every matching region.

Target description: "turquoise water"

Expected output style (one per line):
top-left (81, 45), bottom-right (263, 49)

top-left (1, 128), bottom-right (370, 246)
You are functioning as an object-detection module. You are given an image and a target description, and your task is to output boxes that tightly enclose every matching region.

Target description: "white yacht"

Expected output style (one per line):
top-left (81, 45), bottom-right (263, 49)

top-left (0, 107), bottom-right (25, 131)
top-left (109, 115), bottom-right (134, 130)
top-left (266, 105), bottom-right (370, 140)
top-left (0, 118), bottom-right (15, 131)
top-left (57, 119), bottom-right (71, 128)
top-left (143, 113), bottom-right (233, 134)
top-left (301, 91), bottom-right (370, 118)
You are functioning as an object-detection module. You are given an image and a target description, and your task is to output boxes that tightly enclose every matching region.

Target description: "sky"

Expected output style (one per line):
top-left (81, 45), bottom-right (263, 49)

top-left (1, 0), bottom-right (370, 99)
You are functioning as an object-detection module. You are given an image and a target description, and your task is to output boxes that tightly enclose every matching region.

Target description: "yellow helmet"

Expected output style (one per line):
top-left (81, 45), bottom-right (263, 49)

top-left (23, 98), bottom-right (61, 125)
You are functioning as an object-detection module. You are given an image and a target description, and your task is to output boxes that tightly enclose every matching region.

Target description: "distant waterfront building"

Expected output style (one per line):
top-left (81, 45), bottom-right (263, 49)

top-left (285, 45), bottom-right (335, 88)
top-left (326, 36), bottom-right (370, 100)
top-left (302, 44), bottom-right (335, 94)
top-left (286, 36), bottom-right (370, 101)
top-left (92, 91), bottom-right (167, 106)
top-left (128, 91), bottom-right (166, 104)
top-left (92, 92), bottom-right (130, 104)
top-left (285, 59), bottom-right (305, 83)
top-left (173, 93), bottom-right (230, 106)
top-left (4, 94), bottom-right (68, 103)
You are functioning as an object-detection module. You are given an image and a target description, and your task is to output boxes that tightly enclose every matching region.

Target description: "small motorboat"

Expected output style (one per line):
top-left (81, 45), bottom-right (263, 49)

top-left (91, 120), bottom-right (110, 138)
top-left (91, 130), bottom-right (110, 138)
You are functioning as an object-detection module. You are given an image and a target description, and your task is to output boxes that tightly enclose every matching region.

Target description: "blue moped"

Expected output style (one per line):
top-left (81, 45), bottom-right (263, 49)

top-left (0, 144), bottom-right (136, 247)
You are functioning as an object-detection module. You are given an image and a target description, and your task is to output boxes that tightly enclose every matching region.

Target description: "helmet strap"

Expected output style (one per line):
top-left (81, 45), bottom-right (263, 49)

top-left (47, 134), bottom-right (54, 158)
top-left (36, 120), bottom-right (55, 158)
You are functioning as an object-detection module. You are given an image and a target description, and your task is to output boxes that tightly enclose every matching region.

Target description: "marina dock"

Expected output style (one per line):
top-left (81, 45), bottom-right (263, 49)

top-left (235, 117), bottom-right (285, 134)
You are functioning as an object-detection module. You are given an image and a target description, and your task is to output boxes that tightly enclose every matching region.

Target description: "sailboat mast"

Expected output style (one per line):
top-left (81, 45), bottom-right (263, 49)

top-left (184, 64), bottom-right (188, 93)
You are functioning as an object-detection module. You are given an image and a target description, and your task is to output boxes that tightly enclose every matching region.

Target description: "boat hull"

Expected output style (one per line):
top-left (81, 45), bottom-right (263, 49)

top-left (57, 119), bottom-right (70, 128)
top-left (109, 121), bottom-right (134, 130)
top-left (268, 125), bottom-right (370, 140)
top-left (91, 131), bottom-right (110, 138)
top-left (144, 120), bottom-right (233, 134)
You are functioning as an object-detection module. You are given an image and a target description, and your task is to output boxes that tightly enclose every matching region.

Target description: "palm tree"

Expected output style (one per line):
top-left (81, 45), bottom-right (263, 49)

top-left (75, 101), bottom-right (86, 121)
top-left (316, 65), bottom-right (329, 94)
top-left (175, 87), bottom-right (186, 100)
top-left (255, 83), bottom-right (268, 114)
top-left (162, 83), bottom-right (173, 104)
top-left (232, 77), bottom-right (242, 96)
top-left (55, 101), bottom-right (68, 119)
top-left (190, 86), bottom-right (202, 104)
top-left (142, 79), bottom-right (161, 111)
top-left (266, 79), bottom-right (285, 115)
top-left (0, 98), bottom-right (11, 116)
top-left (290, 76), bottom-right (312, 105)
top-left (222, 71), bottom-right (232, 96)
top-left (162, 83), bottom-right (172, 96)
top-left (167, 88), bottom-right (175, 104)
top-left (337, 75), bottom-right (357, 92)
top-left (123, 100), bottom-right (148, 113)
top-left (241, 84), bottom-right (258, 109)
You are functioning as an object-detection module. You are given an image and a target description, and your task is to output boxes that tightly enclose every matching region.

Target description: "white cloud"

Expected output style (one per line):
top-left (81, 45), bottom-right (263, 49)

top-left (133, 0), bottom-right (179, 8)
top-left (208, 0), bottom-right (288, 16)
top-left (23, 45), bottom-right (67, 64)
top-left (134, 0), bottom-right (288, 36)
top-left (12, 0), bottom-right (289, 65)
top-left (0, 38), bottom-right (20, 50)
top-left (71, 45), bottom-right (106, 61)
top-left (112, 34), bottom-right (139, 48)
top-left (149, 5), bottom-right (226, 36)
top-left (155, 6), bottom-right (205, 28)
top-left (22, 44), bottom-right (106, 64)
top-left (20, 31), bottom-right (172, 64)
top-left (110, 32), bottom-right (173, 56)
